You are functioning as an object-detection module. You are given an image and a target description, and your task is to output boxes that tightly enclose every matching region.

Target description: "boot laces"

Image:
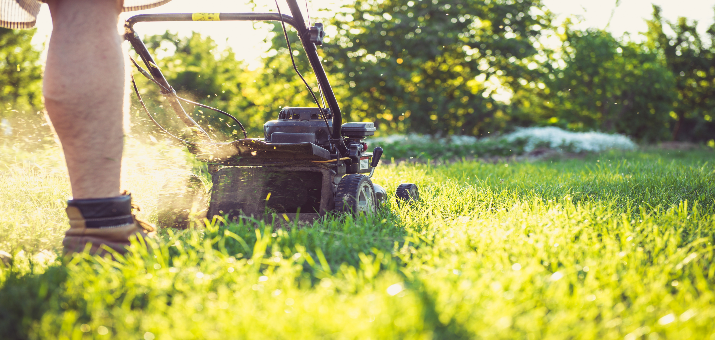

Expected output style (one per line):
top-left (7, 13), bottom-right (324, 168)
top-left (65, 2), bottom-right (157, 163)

top-left (121, 190), bottom-right (156, 233)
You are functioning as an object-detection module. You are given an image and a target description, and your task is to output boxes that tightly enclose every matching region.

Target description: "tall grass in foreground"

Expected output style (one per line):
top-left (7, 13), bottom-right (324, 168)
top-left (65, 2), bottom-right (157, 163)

top-left (0, 141), bottom-right (714, 339)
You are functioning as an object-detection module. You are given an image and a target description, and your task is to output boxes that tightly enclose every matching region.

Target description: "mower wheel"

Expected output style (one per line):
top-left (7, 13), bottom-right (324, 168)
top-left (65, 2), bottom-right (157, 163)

top-left (335, 174), bottom-right (376, 215)
top-left (373, 183), bottom-right (387, 205)
top-left (395, 183), bottom-right (420, 203)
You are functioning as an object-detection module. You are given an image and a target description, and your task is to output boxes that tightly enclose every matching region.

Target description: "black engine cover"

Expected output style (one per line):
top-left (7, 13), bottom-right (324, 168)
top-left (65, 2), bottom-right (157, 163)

top-left (264, 107), bottom-right (332, 146)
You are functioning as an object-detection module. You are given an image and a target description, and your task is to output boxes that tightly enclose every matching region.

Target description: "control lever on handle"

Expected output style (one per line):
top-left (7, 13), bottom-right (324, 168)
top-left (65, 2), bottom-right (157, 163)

top-left (368, 147), bottom-right (383, 178)
top-left (371, 147), bottom-right (383, 168)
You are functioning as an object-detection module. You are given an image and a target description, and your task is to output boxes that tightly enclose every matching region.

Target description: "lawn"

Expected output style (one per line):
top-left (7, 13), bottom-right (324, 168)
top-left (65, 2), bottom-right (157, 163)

top-left (1, 140), bottom-right (714, 339)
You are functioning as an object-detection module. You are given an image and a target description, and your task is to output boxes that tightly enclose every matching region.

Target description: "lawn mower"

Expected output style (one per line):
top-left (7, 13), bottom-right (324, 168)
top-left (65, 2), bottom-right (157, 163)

top-left (123, 0), bottom-right (420, 226)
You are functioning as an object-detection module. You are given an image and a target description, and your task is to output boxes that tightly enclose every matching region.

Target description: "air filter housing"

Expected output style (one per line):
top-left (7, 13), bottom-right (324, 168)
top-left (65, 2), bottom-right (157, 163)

top-left (341, 122), bottom-right (376, 139)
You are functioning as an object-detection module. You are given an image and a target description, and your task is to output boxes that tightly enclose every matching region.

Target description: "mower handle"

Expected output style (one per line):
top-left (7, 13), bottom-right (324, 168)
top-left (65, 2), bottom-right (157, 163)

top-left (284, 0), bottom-right (343, 142)
top-left (125, 1), bottom-right (345, 151)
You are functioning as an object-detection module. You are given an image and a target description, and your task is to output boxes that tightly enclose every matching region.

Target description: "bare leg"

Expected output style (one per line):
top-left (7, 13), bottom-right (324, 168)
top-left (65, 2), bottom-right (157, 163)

top-left (43, 0), bottom-right (125, 199)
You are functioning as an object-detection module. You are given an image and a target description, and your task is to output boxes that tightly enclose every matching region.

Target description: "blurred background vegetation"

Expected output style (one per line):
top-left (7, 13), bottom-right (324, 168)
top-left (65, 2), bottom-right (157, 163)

top-left (1, 1), bottom-right (713, 145)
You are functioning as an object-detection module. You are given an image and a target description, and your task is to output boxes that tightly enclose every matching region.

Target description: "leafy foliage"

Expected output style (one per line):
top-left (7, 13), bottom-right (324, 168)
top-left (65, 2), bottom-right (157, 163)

top-left (0, 28), bottom-right (42, 116)
top-left (0, 28), bottom-right (55, 148)
top-left (512, 28), bottom-right (677, 142)
top-left (131, 32), bottom-right (259, 139)
top-left (251, 23), bottom-right (328, 124)
top-left (2, 3), bottom-right (714, 144)
top-left (318, 0), bottom-right (552, 135)
top-left (645, 6), bottom-right (715, 142)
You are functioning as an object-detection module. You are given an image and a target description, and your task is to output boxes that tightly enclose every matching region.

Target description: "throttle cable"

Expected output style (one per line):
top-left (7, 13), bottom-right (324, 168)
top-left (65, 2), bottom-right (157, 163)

top-left (129, 55), bottom-right (248, 141)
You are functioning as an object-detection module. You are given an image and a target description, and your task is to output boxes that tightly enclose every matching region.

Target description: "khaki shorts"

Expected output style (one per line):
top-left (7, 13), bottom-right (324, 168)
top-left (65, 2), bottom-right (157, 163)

top-left (0, 0), bottom-right (172, 29)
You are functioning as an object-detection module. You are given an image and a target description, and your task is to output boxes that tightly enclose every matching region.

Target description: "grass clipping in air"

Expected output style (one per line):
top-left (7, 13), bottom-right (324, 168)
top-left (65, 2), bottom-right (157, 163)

top-left (0, 139), bottom-right (714, 339)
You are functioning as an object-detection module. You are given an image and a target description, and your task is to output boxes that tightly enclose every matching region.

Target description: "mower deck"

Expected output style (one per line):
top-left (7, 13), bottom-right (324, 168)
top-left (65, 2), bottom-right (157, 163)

top-left (207, 165), bottom-right (336, 223)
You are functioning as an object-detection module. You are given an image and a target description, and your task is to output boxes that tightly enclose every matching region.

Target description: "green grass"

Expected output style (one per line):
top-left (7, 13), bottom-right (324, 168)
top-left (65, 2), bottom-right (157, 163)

top-left (1, 142), bottom-right (714, 339)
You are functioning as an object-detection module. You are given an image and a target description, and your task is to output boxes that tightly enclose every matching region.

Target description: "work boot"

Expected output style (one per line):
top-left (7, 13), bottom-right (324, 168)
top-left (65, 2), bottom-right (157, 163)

top-left (62, 193), bottom-right (156, 257)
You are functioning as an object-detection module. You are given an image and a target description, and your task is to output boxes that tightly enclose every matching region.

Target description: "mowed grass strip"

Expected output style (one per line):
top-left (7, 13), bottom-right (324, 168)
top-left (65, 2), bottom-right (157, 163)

top-left (1, 146), bottom-right (714, 339)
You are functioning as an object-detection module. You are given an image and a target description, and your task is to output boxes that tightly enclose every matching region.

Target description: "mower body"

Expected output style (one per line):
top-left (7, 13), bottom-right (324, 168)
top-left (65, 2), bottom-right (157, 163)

top-left (125, 1), bottom-right (402, 225)
top-left (206, 107), bottom-right (377, 222)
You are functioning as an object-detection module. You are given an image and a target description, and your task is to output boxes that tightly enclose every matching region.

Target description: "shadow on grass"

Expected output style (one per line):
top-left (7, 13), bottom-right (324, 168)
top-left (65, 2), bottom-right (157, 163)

top-left (0, 265), bottom-right (69, 340)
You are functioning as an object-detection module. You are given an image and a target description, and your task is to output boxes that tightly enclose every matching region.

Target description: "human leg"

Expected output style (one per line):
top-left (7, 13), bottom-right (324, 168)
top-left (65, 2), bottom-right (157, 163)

top-left (43, 0), bottom-right (155, 255)
top-left (43, 0), bottom-right (125, 199)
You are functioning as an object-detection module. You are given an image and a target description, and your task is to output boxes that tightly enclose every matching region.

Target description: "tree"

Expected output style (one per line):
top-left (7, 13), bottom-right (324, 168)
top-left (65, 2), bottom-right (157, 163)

top-left (645, 5), bottom-right (715, 142)
top-left (131, 32), bottom-right (259, 139)
top-left (511, 27), bottom-right (676, 142)
top-left (0, 28), bottom-right (43, 117)
top-left (286, 0), bottom-right (554, 136)
top-left (249, 23), bottom-right (330, 127)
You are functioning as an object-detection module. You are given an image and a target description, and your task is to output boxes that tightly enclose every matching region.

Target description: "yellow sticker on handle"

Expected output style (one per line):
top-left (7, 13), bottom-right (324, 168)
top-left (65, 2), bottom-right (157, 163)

top-left (192, 13), bottom-right (220, 21)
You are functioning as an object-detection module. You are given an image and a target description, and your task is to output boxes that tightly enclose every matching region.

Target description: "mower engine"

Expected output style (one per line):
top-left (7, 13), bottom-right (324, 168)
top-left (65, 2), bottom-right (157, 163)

top-left (205, 107), bottom-right (388, 223)
top-left (264, 107), bottom-right (376, 174)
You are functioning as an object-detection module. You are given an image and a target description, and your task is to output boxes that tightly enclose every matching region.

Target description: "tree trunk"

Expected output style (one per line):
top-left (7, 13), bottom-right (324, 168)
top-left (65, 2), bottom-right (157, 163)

top-left (671, 112), bottom-right (684, 141)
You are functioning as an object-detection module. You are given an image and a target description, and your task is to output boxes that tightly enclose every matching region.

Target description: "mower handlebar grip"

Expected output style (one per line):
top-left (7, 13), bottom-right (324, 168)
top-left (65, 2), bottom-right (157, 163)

top-left (371, 147), bottom-right (383, 168)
